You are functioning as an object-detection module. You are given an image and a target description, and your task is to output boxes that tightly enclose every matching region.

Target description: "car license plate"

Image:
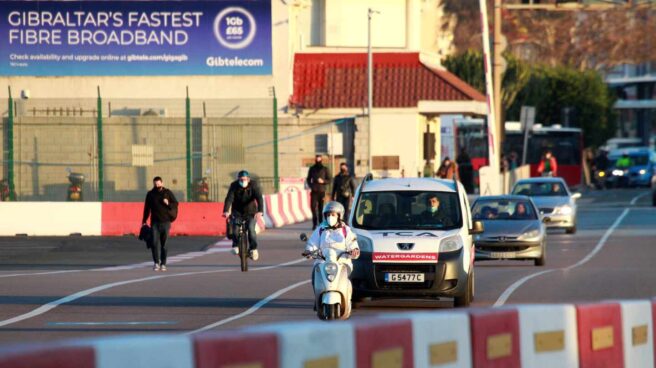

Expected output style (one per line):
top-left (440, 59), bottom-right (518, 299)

top-left (385, 273), bottom-right (425, 283)
top-left (489, 252), bottom-right (517, 259)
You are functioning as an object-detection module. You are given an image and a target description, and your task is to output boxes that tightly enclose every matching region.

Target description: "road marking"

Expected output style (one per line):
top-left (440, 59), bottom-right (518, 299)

top-left (47, 321), bottom-right (177, 326)
top-left (493, 207), bottom-right (630, 307)
top-left (0, 258), bottom-right (306, 328)
top-left (186, 279), bottom-right (311, 335)
top-left (630, 191), bottom-right (651, 205)
top-left (0, 270), bottom-right (82, 278)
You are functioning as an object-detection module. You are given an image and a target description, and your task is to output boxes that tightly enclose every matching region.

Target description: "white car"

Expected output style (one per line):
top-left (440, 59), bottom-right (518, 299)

top-left (348, 175), bottom-right (483, 307)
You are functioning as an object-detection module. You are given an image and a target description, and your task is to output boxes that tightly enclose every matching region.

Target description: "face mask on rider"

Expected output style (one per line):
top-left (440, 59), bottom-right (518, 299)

top-left (326, 214), bottom-right (338, 227)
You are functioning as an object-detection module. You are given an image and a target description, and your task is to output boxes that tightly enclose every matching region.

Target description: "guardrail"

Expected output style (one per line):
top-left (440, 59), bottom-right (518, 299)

top-left (1, 299), bottom-right (653, 367)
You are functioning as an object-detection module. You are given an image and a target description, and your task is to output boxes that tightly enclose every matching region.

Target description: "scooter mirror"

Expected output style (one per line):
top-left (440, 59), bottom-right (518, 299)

top-left (300, 233), bottom-right (308, 242)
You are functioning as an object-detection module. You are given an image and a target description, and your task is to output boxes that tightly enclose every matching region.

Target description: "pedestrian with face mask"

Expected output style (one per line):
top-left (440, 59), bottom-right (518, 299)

top-left (331, 162), bottom-right (357, 220)
top-left (306, 155), bottom-right (330, 230)
top-left (142, 176), bottom-right (178, 271)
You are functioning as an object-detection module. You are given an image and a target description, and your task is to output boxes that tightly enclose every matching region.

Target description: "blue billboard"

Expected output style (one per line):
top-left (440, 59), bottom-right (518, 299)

top-left (0, 0), bottom-right (272, 76)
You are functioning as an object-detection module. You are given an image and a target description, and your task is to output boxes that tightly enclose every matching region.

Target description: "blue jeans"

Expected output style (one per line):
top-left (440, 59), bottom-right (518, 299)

top-left (232, 216), bottom-right (258, 250)
top-left (151, 221), bottom-right (171, 265)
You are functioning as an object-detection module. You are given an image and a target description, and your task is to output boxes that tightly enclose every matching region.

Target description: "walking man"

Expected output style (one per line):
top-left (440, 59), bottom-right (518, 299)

top-left (332, 162), bottom-right (357, 220)
top-left (306, 155), bottom-right (329, 229)
top-left (142, 176), bottom-right (178, 271)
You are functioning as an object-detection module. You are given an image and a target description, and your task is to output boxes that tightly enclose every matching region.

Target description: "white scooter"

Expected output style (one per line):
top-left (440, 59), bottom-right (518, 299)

top-left (300, 233), bottom-right (355, 321)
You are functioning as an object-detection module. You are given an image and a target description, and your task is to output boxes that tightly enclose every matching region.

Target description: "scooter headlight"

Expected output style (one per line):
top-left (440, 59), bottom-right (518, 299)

top-left (324, 262), bottom-right (338, 282)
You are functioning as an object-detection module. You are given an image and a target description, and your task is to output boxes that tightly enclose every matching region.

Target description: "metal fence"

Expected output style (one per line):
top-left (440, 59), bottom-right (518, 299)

top-left (2, 87), bottom-right (357, 202)
top-left (1, 88), bottom-right (280, 202)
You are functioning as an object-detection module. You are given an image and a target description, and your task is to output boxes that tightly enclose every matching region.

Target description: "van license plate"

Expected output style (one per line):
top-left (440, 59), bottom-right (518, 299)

top-left (385, 273), bottom-right (425, 282)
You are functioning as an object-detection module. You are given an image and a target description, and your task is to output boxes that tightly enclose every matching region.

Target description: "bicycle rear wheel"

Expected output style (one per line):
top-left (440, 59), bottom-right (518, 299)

top-left (239, 231), bottom-right (248, 272)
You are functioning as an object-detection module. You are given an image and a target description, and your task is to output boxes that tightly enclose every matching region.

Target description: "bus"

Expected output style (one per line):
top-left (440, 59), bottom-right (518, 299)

top-left (504, 124), bottom-right (583, 187)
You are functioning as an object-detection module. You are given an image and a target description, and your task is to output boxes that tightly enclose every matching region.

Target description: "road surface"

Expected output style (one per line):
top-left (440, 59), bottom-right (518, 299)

top-left (0, 188), bottom-right (654, 346)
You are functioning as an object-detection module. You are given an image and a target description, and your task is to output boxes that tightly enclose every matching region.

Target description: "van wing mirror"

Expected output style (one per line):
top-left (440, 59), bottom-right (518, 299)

top-left (469, 220), bottom-right (484, 235)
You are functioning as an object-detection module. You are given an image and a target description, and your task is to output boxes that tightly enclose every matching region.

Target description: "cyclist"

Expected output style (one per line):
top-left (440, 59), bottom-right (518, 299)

top-left (223, 170), bottom-right (264, 261)
top-left (537, 150), bottom-right (558, 177)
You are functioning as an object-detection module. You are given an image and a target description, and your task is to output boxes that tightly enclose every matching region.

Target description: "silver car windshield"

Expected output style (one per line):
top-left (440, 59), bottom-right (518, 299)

top-left (472, 199), bottom-right (538, 221)
top-left (353, 191), bottom-right (462, 230)
top-left (512, 182), bottom-right (568, 197)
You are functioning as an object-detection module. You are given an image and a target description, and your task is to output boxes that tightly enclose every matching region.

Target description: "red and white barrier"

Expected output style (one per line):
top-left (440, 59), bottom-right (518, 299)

top-left (517, 304), bottom-right (579, 368)
top-left (263, 189), bottom-right (313, 228)
top-left (300, 190), bottom-right (312, 219)
top-left (620, 300), bottom-right (654, 368)
top-left (353, 318), bottom-right (414, 368)
top-left (7, 299), bottom-right (656, 368)
top-left (248, 321), bottom-right (356, 367)
top-left (384, 311), bottom-right (472, 368)
top-left (469, 308), bottom-right (521, 368)
top-left (193, 332), bottom-right (279, 368)
top-left (94, 336), bottom-right (194, 368)
top-left (576, 302), bottom-right (624, 368)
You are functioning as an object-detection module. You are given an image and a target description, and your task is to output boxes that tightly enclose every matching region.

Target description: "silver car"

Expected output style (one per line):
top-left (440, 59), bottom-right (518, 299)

top-left (511, 177), bottom-right (581, 234)
top-left (472, 195), bottom-right (547, 266)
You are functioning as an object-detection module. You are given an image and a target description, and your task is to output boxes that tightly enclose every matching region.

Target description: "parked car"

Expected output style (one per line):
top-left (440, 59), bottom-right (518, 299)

top-left (511, 177), bottom-right (580, 234)
top-left (471, 195), bottom-right (547, 266)
top-left (349, 175), bottom-right (483, 307)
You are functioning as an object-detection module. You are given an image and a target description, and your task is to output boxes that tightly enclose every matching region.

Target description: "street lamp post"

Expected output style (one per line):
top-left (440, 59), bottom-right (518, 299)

top-left (367, 8), bottom-right (379, 174)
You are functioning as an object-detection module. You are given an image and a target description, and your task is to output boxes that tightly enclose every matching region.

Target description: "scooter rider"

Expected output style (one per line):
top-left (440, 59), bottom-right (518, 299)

top-left (303, 201), bottom-right (361, 271)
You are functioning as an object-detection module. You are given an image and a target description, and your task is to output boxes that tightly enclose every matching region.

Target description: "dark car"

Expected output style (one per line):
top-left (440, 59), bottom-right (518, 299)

top-left (472, 195), bottom-right (548, 266)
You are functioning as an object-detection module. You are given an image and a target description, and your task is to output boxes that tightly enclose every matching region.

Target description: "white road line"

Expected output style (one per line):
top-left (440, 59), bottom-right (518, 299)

top-left (630, 191), bottom-right (651, 205)
top-left (493, 206), bottom-right (632, 307)
top-left (0, 258), bottom-right (306, 328)
top-left (185, 279), bottom-right (311, 335)
top-left (0, 270), bottom-right (82, 278)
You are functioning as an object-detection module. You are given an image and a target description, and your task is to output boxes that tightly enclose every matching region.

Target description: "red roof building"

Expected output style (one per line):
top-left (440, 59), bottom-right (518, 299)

top-left (290, 52), bottom-right (486, 109)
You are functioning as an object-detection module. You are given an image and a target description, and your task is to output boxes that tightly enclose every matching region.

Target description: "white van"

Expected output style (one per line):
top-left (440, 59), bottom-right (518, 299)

top-left (348, 175), bottom-right (483, 307)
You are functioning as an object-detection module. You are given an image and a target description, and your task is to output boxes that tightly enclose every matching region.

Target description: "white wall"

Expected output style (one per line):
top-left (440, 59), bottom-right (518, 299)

top-left (0, 202), bottom-right (102, 236)
top-left (370, 110), bottom-right (420, 177)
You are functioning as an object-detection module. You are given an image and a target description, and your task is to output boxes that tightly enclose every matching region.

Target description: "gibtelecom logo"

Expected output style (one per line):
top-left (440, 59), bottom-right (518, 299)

top-left (213, 6), bottom-right (256, 50)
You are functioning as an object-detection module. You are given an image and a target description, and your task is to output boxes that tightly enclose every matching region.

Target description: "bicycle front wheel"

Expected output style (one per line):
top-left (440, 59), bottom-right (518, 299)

top-left (239, 232), bottom-right (248, 272)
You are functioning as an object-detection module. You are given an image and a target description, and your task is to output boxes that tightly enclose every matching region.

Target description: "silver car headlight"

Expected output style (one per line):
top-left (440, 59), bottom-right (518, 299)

top-left (518, 229), bottom-right (540, 240)
top-left (439, 235), bottom-right (463, 252)
top-left (357, 235), bottom-right (373, 252)
top-left (324, 262), bottom-right (338, 282)
top-left (555, 205), bottom-right (573, 215)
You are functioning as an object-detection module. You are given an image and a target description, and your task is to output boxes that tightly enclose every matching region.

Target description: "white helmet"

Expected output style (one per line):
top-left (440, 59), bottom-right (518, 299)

top-left (322, 201), bottom-right (345, 220)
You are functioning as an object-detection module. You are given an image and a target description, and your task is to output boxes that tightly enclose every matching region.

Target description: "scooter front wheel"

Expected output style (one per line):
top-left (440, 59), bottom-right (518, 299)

top-left (321, 303), bottom-right (340, 320)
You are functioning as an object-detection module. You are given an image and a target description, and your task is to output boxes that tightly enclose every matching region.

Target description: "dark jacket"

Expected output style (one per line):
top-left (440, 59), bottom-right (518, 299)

top-left (142, 187), bottom-right (178, 224)
top-left (332, 173), bottom-right (356, 199)
top-left (306, 163), bottom-right (329, 193)
top-left (224, 180), bottom-right (264, 216)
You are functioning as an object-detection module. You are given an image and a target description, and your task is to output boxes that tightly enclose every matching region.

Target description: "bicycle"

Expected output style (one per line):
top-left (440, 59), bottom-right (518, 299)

top-left (230, 215), bottom-right (251, 272)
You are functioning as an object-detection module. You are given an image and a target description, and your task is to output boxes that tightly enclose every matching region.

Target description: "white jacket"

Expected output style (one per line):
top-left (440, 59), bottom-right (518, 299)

top-left (305, 222), bottom-right (359, 271)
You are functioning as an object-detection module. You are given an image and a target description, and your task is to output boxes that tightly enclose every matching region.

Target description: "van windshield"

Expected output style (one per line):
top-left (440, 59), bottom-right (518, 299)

top-left (352, 191), bottom-right (462, 231)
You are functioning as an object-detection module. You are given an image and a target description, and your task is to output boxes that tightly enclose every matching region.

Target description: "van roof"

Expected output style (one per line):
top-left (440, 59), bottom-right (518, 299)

top-left (361, 178), bottom-right (457, 193)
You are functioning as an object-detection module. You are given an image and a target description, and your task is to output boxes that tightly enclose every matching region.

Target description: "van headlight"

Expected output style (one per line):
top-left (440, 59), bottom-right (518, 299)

top-left (518, 229), bottom-right (540, 240)
top-left (324, 262), bottom-right (338, 282)
top-left (439, 235), bottom-right (463, 252)
top-left (555, 205), bottom-right (572, 215)
top-left (357, 236), bottom-right (373, 252)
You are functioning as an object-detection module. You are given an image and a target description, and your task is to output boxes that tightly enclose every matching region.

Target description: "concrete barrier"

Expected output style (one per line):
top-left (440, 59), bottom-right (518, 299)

top-left (0, 202), bottom-right (101, 236)
top-left (576, 302), bottom-right (624, 368)
top-left (620, 300), bottom-right (653, 368)
top-left (194, 332), bottom-right (279, 368)
top-left (517, 304), bottom-right (579, 368)
top-left (5, 299), bottom-right (656, 368)
top-left (469, 308), bottom-right (521, 368)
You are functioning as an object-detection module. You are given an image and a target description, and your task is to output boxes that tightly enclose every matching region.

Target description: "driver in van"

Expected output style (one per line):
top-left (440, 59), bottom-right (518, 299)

top-left (419, 194), bottom-right (454, 227)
